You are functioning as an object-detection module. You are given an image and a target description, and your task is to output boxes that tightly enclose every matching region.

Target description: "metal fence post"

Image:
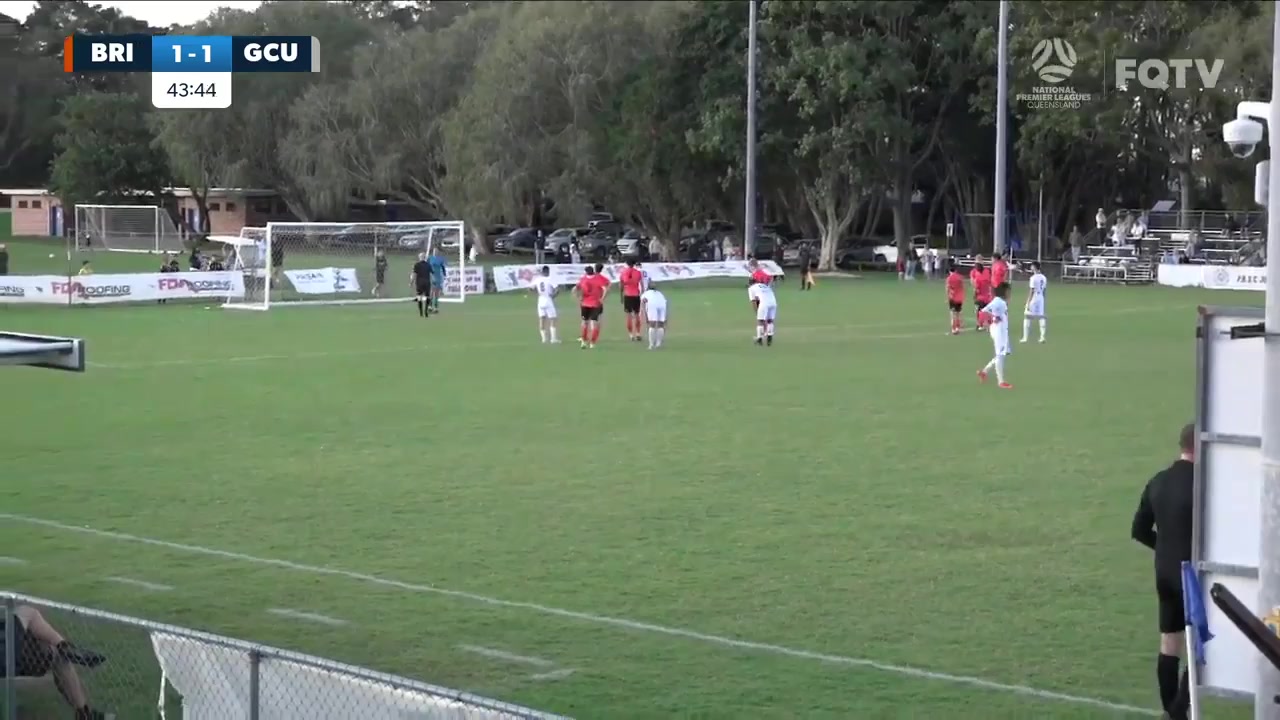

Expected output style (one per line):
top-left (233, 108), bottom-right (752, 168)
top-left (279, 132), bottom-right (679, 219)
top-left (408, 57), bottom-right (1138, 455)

top-left (4, 596), bottom-right (16, 720)
top-left (248, 648), bottom-right (260, 720)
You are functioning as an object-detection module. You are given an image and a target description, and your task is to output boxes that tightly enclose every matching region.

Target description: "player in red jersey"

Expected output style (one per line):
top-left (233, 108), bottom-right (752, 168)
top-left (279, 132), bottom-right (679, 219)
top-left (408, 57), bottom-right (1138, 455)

top-left (945, 262), bottom-right (966, 335)
top-left (574, 266), bottom-right (605, 349)
top-left (590, 261), bottom-right (610, 335)
top-left (748, 258), bottom-right (772, 287)
top-left (991, 252), bottom-right (1009, 288)
top-left (969, 259), bottom-right (993, 330)
top-left (619, 259), bottom-right (645, 342)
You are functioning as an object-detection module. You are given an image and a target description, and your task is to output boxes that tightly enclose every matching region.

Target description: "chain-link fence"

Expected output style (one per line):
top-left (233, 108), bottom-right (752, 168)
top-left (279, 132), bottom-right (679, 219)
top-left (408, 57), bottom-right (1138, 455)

top-left (2, 593), bottom-right (566, 720)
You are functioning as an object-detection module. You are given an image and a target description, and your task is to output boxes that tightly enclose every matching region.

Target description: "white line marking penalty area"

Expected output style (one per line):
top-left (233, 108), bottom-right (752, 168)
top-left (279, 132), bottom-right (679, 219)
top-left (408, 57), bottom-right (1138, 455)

top-left (0, 513), bottom-right (1156, 716)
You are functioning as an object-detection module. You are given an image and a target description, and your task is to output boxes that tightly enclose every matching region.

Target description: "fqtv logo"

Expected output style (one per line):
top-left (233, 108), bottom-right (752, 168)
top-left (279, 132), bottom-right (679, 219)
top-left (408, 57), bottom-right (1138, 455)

top-left (1032, 38), bottom-right (1077, 83)
top-left (1115, 58), bottom-right (1224, 90)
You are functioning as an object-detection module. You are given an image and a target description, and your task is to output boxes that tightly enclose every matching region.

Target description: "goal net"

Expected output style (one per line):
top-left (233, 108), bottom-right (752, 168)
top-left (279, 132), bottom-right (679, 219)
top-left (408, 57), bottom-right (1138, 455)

top-left (223, 221), bottom-right (469, 311)
top-left (74, 204), bottom-right (185, 253)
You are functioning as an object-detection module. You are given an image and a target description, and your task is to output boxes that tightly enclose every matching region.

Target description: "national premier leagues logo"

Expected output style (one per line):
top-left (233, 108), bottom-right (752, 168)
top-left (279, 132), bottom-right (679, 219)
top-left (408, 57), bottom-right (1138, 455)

top-left (1031, 38), bottom-right (1077, 83)
top-left (1018, 38), bottom-right (1091, 110)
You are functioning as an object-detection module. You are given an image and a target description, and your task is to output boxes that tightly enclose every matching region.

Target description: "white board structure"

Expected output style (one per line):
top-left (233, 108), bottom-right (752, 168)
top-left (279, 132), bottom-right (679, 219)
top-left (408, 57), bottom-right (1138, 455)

top-left (0, 331), bottom-right (85, 371)
top-left (1194, 305), bottom-right (1264, 701)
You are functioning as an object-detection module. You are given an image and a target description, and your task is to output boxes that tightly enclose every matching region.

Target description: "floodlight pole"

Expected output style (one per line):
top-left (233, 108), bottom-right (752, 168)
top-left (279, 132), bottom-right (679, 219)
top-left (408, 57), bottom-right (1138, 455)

top-left (1256, 4), bottom-right (1280, 716)
top-left (993, 0), bottom-right (1010, 256)
top-left (742, 0), bottom-right (757, 257)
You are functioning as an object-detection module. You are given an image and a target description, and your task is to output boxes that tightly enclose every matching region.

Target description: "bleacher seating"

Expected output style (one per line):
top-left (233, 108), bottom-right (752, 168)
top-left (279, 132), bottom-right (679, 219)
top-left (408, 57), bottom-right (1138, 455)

top-left (1062, 209), bottom-right (1263, 285)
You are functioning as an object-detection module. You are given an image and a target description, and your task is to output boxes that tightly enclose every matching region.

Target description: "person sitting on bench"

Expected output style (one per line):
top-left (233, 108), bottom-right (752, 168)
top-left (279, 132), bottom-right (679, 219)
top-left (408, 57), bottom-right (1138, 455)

top-left (0, 604), bottom-right (110, 720)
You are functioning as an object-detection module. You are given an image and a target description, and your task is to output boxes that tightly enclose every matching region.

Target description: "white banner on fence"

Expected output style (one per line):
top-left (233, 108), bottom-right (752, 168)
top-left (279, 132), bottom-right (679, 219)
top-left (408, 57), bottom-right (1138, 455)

top-left (284, 268), bottom-right (363, 295)
top-left (491, 260), bottom-right (784, 293)
top-left (0, 271), bottom-right (245, 305)
top-left (444, 267), bottom-right (485, 295)
top-left (1157, 264), bottom-right (1266, 291)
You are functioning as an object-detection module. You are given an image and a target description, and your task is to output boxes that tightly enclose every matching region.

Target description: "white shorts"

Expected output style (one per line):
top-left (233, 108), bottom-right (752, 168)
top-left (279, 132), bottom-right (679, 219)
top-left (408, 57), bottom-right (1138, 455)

top-left (537, 299), bottom-right (557, 319)
top-left (1026, 297), bottom-right (1045, 316)
top-left (646, 304), bottom-right (667, 322)
top-left (991, 331), bottom-right (1010, 356)
top-left (756, 301), bottom-right (777, 321)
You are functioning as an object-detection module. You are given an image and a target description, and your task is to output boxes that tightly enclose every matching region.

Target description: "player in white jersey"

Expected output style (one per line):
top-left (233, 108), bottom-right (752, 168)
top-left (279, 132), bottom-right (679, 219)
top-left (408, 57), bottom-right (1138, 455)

top-left (976, 282), bottom-right (1013, 389)
top-left (640, 287), bottom-right (668, 349)
top-left (1021, 261), bottom-right (1047, 343)
top-left (531, 265), bottom-right (560, 344)
top-left (748, 281), bottom-right (778, 346)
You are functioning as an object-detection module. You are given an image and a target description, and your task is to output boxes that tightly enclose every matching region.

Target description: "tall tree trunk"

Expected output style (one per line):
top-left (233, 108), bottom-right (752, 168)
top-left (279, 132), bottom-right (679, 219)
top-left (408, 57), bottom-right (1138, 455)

top-left (891, 172), bottom-right (913, 253)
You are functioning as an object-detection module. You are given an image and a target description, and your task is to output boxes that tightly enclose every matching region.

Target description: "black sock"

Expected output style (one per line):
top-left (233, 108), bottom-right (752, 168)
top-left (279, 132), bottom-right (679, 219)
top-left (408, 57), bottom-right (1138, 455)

top-left (1169, 669), bottom-right (1191, 718)
top-left (1157, 654), bottom-right (1181, 711)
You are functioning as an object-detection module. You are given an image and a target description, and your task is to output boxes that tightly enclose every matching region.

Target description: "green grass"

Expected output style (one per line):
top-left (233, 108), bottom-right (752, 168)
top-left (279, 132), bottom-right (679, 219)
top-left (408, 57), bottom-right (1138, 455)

top-left (0, 254), bottom-right (1261, 719)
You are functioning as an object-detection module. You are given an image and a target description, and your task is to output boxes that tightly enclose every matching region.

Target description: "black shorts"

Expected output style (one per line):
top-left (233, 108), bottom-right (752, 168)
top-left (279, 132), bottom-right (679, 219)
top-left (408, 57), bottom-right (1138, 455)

top-left (581, 306), bottom-right (602, 322)
top-left (375, 271), bottom-right (386, 284)
top-left (0, 619), bottom-right (52, 677)
top-left (623, 295), bottom-right (641, 313)
top-left (415, 282), bottom-right (432, 296)
top-left (975, 295), bottom-right (990, 308)
top-left (948, 300), bottom-right (963, 312)
top-left (1156, 571), bottom-right (1187, 634)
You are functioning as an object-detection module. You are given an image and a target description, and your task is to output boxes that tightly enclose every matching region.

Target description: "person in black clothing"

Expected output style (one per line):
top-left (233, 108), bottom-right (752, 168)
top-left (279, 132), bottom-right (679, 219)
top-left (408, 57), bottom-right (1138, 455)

top-left (158, 253), bottom-right (177, 304)
top-left (373, 249), bottom-right (388, 297)
top-left (411, 252), bottom-right (432, 318)
top-left (1131, 422), bottom-right (1196, 720)
top-left (0, 243), bottom-right (8, 275)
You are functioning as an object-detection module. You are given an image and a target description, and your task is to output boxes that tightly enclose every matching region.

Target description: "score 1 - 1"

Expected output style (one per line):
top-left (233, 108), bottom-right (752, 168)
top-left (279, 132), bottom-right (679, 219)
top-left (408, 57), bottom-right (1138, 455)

top-left (150, 36), bottom-right (232, 109)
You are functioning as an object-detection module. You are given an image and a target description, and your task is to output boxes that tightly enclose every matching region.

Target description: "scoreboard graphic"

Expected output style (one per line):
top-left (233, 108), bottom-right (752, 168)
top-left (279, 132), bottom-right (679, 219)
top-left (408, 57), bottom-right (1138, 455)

top-left (63, 35), bottom-right (321, 109)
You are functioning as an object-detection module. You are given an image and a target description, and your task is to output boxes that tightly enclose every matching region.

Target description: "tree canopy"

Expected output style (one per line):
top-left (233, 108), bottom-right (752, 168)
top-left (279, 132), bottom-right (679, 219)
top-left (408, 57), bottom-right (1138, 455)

top-left (5, 0), bottom-right (1273, 264)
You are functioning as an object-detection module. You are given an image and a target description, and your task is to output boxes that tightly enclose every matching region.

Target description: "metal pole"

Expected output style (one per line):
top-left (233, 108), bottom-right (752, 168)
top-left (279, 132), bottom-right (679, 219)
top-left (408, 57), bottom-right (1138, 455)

top-left (4, 597), bottom-right (16, 720)
top-left (1255, 4), bottom-right (1280, 716)
top-left (993, 0), bottom-right (1010, 255)
top-left (744, 0), bottom-right (758, 259)
top-left (1037, 178), bottom-right (1045, 264)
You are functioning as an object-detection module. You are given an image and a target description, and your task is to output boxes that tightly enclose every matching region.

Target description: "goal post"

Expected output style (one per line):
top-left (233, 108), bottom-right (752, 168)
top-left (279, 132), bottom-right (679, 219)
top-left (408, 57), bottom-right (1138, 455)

top-left (74, 204), bottom-right (185, 254)
top-left (222, 221), bottom-right (469, 310)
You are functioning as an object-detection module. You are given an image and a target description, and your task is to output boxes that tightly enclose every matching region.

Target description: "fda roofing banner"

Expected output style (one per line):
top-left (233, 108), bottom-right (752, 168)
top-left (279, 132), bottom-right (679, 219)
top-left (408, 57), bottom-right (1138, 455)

top-left (0, 272), bottom-right (245, 304)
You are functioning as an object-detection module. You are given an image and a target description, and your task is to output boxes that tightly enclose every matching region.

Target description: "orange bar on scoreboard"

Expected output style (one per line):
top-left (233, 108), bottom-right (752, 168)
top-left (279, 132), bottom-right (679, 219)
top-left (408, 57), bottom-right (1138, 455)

top-left (63, 35), bottom-right (73, 72)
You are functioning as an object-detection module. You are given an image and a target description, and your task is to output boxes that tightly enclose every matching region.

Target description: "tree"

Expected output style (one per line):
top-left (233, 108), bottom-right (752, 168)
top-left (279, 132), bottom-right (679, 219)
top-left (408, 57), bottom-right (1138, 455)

top-left (441, 1), bottom-right (656, 231)
top-left (154, 2), bottom-right (380, 220)
top-left (285, 2), bottom-right (509, 243)
top-left (49, 93), bottom-right (170, 205)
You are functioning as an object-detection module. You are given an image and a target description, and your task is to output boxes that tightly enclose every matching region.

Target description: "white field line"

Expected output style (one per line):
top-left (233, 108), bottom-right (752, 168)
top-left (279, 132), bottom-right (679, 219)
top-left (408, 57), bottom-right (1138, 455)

top-left (459, 645), bottom-right (556, 668)
top-left (266, 608), bottom-right (347, 627)
top-left (103, 576), bottom-right (173, 592)
top-left (528, 669), bottom-right (575, 682)
top-left (86, 304), bottom-right (1184, 371)
top-left (0, 512), bottom-right (1155, 716)
top-left (0, 556), bottom-right (27, 565)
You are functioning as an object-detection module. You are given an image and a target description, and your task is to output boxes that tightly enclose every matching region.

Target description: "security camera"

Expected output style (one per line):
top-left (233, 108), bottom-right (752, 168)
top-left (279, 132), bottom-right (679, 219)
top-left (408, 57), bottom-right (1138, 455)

top-left (1224, 118), bottom-right (1265, 159)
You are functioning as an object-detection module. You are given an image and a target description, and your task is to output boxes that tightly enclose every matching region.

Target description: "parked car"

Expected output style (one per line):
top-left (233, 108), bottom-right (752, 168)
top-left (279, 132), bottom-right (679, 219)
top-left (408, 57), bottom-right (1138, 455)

top-left (544, 227), bottom-right (586, 256)
top-left (492, 227), bottom-right (537, 254)
top-left (579, 230), bottom-right (617, 261)
top-left (782, 240), bottom-right (820, 266)
top-left (616, 229), bottom-right (649, 258)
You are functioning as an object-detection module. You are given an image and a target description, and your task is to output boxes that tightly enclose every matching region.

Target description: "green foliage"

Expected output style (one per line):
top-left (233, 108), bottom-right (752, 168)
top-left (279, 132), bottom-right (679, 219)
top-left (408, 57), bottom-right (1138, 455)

top-left (49, 92), bottom-right (170, 205)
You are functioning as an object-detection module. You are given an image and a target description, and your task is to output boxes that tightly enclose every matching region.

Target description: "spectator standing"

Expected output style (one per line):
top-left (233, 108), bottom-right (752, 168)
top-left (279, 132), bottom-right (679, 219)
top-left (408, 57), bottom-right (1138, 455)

top-left (534, 230), bottom-right (545, 265)
top-left (77, 260), bottom-right (93, 276)
top-left (1069, 225), bottom-right (1083, 264)
top-left (1095, 208), bottom-right (1107, 235)
top-left (569, 240), bottom-right (581, 265)
top-left (0, 243), bottom-right (8, 275)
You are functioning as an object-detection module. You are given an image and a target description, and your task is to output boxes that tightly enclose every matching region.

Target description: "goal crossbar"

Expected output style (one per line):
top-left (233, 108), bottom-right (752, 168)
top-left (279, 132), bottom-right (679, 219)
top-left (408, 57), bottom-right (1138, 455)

top-left (222, 221), bottom-right (469, 311)
top-left (74, 204), bottom-right (185, 254)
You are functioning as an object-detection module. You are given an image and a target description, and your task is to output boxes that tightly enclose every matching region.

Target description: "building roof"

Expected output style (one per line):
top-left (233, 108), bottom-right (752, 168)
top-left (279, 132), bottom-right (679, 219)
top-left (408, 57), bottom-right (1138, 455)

top-left (0, 187), bottom-right (278, 198)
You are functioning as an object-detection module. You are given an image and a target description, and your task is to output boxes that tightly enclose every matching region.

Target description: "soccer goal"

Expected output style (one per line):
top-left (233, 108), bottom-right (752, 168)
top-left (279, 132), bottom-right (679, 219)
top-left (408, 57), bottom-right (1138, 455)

top-left (74, 204), bottom-right (185, 253)
top-left (222, 221), bottom-right (469, 311)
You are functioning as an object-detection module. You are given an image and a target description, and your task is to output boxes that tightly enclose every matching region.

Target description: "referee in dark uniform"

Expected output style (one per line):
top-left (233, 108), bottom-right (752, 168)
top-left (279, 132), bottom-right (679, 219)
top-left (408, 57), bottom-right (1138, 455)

top-left (1131, 422), bottom-right (1195, 720)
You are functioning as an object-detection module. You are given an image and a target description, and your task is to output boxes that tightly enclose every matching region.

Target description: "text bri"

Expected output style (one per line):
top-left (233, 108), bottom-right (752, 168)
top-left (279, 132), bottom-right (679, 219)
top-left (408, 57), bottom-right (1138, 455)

top-left (90, 42), bottom-right (131, 63)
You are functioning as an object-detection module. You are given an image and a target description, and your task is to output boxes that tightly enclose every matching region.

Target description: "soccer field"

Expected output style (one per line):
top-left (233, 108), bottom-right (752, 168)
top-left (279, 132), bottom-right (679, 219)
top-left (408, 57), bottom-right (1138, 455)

top-left (0, 268), bottom-right (1261, 719)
